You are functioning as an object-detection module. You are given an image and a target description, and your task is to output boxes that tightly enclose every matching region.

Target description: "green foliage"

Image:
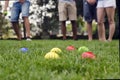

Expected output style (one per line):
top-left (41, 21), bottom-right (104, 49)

top-left (0, 40), bottom-right (119, 80)
top-left (66, 23), bottom-right (72, 32)
top-left (77, 16), bottom-right (85, 28)
top-left (92, 20), bottom-right (97, 34)
top-left (0, 13), bottom-right (12, 39)
top-left (77, 16), bottom-right (97, 34)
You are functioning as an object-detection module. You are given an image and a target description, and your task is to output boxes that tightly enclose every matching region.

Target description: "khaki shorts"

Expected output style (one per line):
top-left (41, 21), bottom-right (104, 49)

top-left (58, 2), bottom-right (77, 21)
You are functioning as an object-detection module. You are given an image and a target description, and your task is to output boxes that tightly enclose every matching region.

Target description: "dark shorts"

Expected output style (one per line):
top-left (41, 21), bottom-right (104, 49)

top-left (83, 0), bottom-right (97, 23)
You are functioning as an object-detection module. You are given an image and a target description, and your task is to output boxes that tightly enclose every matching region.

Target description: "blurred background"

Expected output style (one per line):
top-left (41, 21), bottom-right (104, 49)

top-left (0, 0), bottom-right (119, 40)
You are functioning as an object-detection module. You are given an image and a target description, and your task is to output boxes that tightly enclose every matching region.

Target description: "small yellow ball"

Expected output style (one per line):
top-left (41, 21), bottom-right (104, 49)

top-left (50, 48), bottom-right (62, 54)
top-left (44, 52), bottom-right (60, 59)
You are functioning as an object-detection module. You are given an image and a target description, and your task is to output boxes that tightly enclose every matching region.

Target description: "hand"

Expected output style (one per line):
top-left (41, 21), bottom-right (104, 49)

top-left (87, 0), bottom-right (96, 5)
top-left (19, 0), bottom-right (25, 3)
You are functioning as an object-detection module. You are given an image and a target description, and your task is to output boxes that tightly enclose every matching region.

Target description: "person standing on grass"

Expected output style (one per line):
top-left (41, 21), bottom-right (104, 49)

top-left (97, 0), bottom-right (116, 42)
top-left (83, 0), bottom-right (97, 41)
top-left (4, 0), bottom-right (31, 41)
top-left (58, 0), bottom-right (77, 40)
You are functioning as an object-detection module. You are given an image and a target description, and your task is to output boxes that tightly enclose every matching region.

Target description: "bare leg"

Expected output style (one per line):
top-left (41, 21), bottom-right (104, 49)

top-left (86, 22), bottom-right (92, 41)
top-left (97, 8), bottom-right (106, 41)
top-left (23, 17), bottom-right (31, 38)
top-left (71, 20), bottom-right (77, 40)
top-left (12, 22), bottom-right (21, 40)
top-left (106, 7), bottom-right (115, 42)
top-left (61, 21), bottom-right (66, 40)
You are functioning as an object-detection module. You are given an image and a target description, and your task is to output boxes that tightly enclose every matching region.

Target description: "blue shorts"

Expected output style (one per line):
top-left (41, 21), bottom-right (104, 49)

top-left (83, 0), bottom-right (97, 23)
top-left (11, 1), bottom-right (30, 22)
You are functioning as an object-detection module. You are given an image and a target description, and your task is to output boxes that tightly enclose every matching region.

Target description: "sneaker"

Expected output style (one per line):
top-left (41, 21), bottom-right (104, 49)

top-left (26, 38), bottom-right (32, 41)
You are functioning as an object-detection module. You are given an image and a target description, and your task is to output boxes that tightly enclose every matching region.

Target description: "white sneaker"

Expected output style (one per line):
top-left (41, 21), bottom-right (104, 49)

top-left (26, 38), bottom-right (32, 41)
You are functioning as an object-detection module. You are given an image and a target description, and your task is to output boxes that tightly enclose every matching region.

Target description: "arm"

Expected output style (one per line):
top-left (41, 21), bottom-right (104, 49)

top-left (87, 0), bottom-right (96, 5)
top-left (19, 0), bottom-right (26, 3)
top-left (4, 0), bottom-right (9, 11)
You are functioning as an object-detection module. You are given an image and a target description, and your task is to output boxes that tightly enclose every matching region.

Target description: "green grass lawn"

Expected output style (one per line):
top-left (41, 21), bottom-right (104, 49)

top-left (0, 40), bottom-right (119, 80)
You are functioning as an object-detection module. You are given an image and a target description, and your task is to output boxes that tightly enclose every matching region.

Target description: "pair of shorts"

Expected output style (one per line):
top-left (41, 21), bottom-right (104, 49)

top-left (83, 0), bottom-right (97, 23)
top-left (58, 2), bottom-right (77, 21)
top-left (11, 1), bottom-right (30, 22)
top-left (97, 0), bottom-right (116, 8)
